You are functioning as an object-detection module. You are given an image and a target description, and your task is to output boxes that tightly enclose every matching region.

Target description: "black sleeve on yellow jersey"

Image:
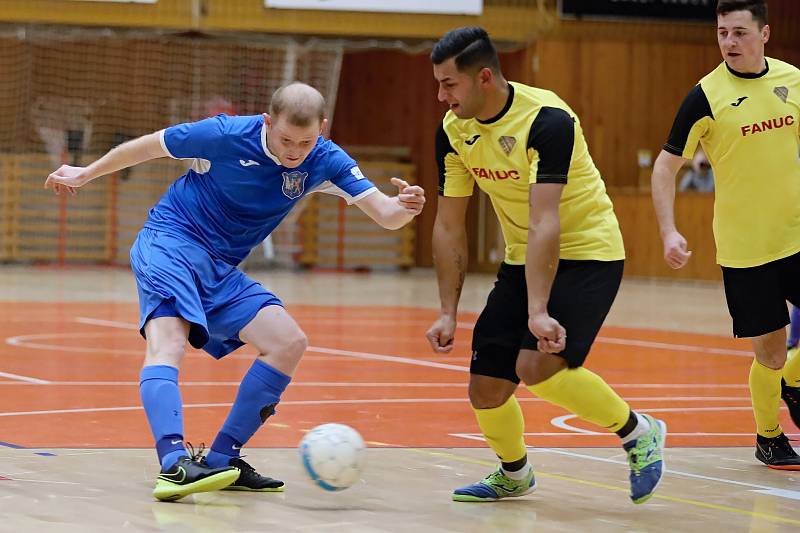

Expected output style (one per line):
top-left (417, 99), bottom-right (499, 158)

top-left (436, 123), bottom-right (457, 195)
top-left (527, 107), bottom-right (574, 184)
top-left (664, 84), bottom-right (714, 156)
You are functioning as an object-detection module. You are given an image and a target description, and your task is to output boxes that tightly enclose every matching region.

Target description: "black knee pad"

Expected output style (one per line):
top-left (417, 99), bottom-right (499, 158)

top-left (260, 402), bottom-right (277, 423)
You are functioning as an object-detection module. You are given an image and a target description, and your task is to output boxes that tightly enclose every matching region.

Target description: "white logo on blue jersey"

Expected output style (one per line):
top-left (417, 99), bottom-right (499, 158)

top-left (239, 159), bottom-right (260, 167)
top-left (282, 171), bottom-right (308, 199)
top-left (350, 166), bottom-right (365, 180)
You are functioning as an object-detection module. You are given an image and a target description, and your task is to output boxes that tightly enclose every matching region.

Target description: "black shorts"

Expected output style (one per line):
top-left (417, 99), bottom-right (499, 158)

top-left (471, 260), bottom-right (624, 383)
top-left (721, 251), bottom-right (800, 338)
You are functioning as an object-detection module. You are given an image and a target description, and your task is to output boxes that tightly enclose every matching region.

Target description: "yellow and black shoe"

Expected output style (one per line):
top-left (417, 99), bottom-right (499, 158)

top-left (153, 456), bottom-right (240, 502)
top-left (755, 433), bottom-right (800, 471)
top-left (222, 457), bottom-right (285, 492)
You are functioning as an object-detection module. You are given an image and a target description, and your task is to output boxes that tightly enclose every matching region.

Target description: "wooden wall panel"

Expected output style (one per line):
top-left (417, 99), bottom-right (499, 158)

top-left (536, 38), bottom-right (800, 189)
top-left (612, 191), bottom-right (719, 281)
top-left (332, 49), bottom-right (529, 267)
top-left (333, 31), bottom-right (799, 273)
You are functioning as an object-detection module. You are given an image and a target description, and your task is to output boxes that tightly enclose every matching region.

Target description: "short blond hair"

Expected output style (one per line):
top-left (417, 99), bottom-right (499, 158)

top-left (269, 82), bottom-right (326, 127)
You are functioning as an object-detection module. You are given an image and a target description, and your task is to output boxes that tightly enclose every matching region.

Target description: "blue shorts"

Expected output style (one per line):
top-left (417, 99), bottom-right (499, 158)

top-left (130, 228), bottom-right (282, 358)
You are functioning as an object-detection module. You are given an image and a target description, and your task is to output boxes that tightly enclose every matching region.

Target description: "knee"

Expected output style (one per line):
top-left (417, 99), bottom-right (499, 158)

top-left (516, 353), bottom-right (567, 386)
top-left (285, 328), bottom-right (308, 359)
top-left (468, 379), bottom-right (513, 409)
top-left (757, 351), bottom-right (786, 370)
top-left (143, 316), bottom-right (189, 366)
top-left (144, 331), bottom-right (187, 366)
top-left (266, 326), bottom-right (307, 362)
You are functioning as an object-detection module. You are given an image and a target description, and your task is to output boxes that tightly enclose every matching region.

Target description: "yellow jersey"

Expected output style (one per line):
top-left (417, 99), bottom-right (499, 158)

top-left (436, 81), bottom-right (625, 265)
top-left (664, 58), bottom-right (800, 268)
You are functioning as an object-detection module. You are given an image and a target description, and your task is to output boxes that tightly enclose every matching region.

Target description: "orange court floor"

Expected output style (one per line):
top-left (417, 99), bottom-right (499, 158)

top-left (0, 300), bottom-right (787, 449)
top-left (1, 267), bottom-right (800, 532)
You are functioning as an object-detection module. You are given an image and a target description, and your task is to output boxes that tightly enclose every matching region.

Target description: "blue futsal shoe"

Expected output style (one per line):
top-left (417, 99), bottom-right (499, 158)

top-left (624, 414), bottom-right (667, 504)
top-left (452, 466), bottom-right (536, 502)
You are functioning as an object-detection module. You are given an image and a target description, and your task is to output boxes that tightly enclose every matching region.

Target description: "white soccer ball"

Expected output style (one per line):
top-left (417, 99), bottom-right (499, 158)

top-left (299, 423), bottom-right (366, 491)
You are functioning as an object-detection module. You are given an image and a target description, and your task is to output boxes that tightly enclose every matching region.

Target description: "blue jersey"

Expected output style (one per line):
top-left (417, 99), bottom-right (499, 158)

top-left (144, 114), bottom-right (376, 265)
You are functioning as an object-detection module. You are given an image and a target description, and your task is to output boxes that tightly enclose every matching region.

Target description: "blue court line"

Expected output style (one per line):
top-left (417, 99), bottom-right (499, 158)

top-left (0, 441), bottom-right (56, 456)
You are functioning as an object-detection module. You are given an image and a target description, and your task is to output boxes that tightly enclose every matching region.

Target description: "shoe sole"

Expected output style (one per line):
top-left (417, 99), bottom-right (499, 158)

top-left (452, 481), bottom-right (537, 502)
top-left (153, 469), bottom-right (240, 502)
top-left (632, 418), bottom-right (668, 505)
top-left (765, 464), bottom-right (800, 471)
top-left (222, 484), bottom-right (285, 492)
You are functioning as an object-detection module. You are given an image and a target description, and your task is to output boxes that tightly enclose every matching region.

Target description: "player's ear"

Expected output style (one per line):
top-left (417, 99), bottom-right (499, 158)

top-left (320, 118), bottom-right (329, 137)
top-left (761, 24), bottom-right (770, 44)
top-left (263, 113), bottom-right (273, 128)
top-left (477, 67), bottom-right (493, 87)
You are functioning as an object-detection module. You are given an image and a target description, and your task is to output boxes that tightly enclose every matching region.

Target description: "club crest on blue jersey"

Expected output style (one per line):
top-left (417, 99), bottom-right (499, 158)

top-left (282, 171), bottom-right (308, 199)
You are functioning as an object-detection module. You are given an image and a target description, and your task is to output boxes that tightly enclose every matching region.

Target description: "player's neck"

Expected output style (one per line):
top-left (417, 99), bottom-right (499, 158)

top-left (476, 80), bottom-right (511, 123)
top-left (728, 55), bottom-right (767, 76)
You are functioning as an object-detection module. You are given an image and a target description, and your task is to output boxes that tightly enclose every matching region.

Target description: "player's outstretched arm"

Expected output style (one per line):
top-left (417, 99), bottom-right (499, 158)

top-left (44, 131), bottom-right (168, 195)
top-left (651, 149), bottom-right (692, 269)
top-left (354, 177), bottom-right (425, 230)
top-left (425, 195), bottom-right (469, 354)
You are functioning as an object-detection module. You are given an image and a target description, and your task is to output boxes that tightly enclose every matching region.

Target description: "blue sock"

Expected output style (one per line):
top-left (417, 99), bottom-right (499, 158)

top-left (206, 360), bottom-right (291, 468)
top-left (140, 365), bottom-right (187, 470)
top-left (789, 307), bottom-right (800, 348)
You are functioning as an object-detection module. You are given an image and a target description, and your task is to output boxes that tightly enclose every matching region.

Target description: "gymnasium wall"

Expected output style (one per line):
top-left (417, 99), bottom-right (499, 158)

top-left (332, 4), bottom-right (800, 278)
top-left (1, 0), bottom-right (798, 280)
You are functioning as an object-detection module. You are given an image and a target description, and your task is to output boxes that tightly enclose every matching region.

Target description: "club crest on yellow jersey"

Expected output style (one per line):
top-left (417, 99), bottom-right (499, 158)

top-left (498, 136), bottom-right (516, 155)
top-left (774, 86), bottom-right (789, 103)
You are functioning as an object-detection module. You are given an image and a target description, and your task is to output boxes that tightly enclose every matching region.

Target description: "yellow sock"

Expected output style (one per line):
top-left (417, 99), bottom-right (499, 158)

top-left (783, 347), bottom-right (800, 387)
top-left (527, 367), bottom-right (630, 432)
top-left (750, 360), bottom-right (783, 438)
top-left (472, 396), bottom-right (527, 463)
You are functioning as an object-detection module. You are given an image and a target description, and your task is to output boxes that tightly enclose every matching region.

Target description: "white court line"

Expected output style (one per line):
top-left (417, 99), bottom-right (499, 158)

top-left (0, 397), bottom-right (756, 418)
top-left (74, 317), bottom-right (138, 330)
top-left (13, 323), bottom-right (473, 370)
top-left (552, 409), bottom-right (785, 435)
top-left (596, 336), bottom-right (752, 357)
top-left (6, 316), bottom-right (753, 377)
top-left (0, 380), bottom-right (754, 401)
top-left (4, 337), bottom-right (388, 367)
top-left (456, 320), bottom-right (753, 358)
top-left (449, 432), bottom-right (800, 501)
top-left (305, 346), bottom-right (468, 372)
top-left (0, 382), bottom-right (752, 403)
top-left (0, 398), bottom-right (483, 417)
top-left (550, 407), bottom-right (786, 436)
top-left (0, 379), bottom-right (752, 389)
top-left (74, 315), bottom-right (753, 359)
top-left (454, 432), bottom-right (789, 437)
top-left (10, 479), bottom-right (80, 485)
top-left (6, 332), bottom-right (141, 356)
top-left (0, 380), bottom-right (471, 387)
top-left (0, 371), bottom-right (50, 384)
top-left (605, 383), bottom-right (749, 389)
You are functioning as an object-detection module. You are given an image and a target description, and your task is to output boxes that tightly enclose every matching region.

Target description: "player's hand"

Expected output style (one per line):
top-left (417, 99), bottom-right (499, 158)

top-left (44, 165), bottom-right (92, 195)
top-left (662, 230), bottom-right (692, 269)
top-left (391, 177), bottom-right (425, 216)
top-left (528, 313), bottom-right (566, 354)
top-left (426, 314), bottom-right (457, 354)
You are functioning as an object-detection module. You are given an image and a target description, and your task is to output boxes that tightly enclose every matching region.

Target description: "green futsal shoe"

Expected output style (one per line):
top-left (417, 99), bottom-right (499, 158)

top-left (153, 456), bottom-right (240, 502)
top-left (452, 466), bottom-right (536, 502)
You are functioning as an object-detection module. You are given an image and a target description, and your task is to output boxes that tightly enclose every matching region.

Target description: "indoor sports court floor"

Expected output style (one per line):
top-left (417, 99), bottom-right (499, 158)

top-left (2, 266), bottom-right (800, 532)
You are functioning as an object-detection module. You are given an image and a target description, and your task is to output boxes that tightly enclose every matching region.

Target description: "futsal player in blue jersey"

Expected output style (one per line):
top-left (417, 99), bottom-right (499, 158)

top-left (44, 82), bottom-right (426, 501)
